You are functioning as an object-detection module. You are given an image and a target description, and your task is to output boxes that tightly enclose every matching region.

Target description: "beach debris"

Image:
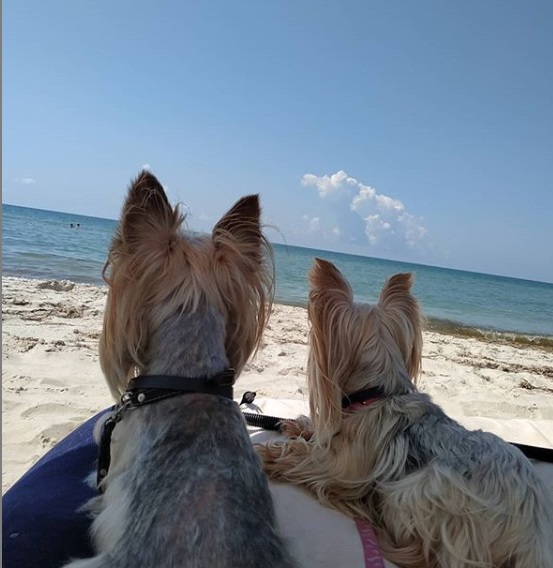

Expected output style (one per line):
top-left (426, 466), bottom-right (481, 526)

top-left (37, 280), bottom-right (75, 292)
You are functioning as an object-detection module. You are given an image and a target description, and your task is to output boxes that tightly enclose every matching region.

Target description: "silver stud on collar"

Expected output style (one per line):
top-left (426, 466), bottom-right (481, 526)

top-left (137, 393), bottom-right (146, 403)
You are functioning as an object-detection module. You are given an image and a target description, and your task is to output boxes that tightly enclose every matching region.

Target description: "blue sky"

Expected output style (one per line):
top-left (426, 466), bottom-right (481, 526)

top-left (3, 1), bottom-right (553, 283)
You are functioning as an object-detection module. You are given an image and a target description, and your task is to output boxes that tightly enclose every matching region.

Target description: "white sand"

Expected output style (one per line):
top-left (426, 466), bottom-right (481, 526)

top-left (3, 276), bottom-right (553, 492)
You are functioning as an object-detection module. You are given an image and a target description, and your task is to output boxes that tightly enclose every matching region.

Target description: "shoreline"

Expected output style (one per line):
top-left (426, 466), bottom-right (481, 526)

top-left (3, 275), bottom-right (552, 345)
top-left (424, 317), bottom-right (553, 350)
top-left (2, 276), bottom-right (553, 492)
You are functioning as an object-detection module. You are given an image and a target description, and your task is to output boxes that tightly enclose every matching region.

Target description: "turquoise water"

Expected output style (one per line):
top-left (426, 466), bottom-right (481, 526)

top-left (3, 204), bottom-right (552, 338)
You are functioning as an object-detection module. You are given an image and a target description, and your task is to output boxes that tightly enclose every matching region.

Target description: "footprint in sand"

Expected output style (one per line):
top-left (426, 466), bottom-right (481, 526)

top-left (40, 378), bottom-right (68, 387)
top-left (37, 422), bottom-right (81, 447)
top-left (21, 402), bottom-right (73, 418)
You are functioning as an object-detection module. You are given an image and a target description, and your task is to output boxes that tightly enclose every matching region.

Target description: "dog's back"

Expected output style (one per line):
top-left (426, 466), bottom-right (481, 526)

top-left (63, 172), bottom-right (294, 568)
top-left (81, 397), bottom-right (293, 568)
top-left (378, 397), bottom-right (553, 567)
top-left (256, 259), bottom-right (553, 568)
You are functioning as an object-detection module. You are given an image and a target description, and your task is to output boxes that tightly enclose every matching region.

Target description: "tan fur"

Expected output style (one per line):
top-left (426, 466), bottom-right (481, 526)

top-left (257, 258), bottom-right (553, 568)
top-left (99, 171), bottom-right (273, 399)
top-left (64, 172), bottom-right (296, 568)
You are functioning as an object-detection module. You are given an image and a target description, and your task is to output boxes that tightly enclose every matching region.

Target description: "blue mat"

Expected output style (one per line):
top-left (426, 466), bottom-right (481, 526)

top-left (2, 409), bottom-right (112, 568)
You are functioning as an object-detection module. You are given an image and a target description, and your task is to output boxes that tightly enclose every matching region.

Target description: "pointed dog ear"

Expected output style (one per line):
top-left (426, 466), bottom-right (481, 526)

top-left (212, 194), bottom-right (263, 261)
top-left (308, 258), bottom-right (353, 302)
top-left (307, 258), bottom-right (354, 440)
top-left (117, 171), bottom-right (178, 251)
top-left (211, 194), bottom-right (272, 377)
top-left (378, 273), bottom-right (414, 313)
top-left (379, 273), bottom-right (423, 380)
top-left (307, 258), bottom-right (352, 379)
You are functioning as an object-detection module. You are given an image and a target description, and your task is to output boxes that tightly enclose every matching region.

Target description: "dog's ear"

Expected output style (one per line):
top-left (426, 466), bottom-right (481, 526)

top-left (308, 258), bottom-right (353, 364)
top-left (308, 258), bottom-right (353, 302)
top-left (379, 273), bottom-right (423, 380)
top-left (211, 194), bottom-right (273, 376)
top-left (307, 259), bottom-right (353, 439)
top-left (379, 273), bottom-right (414, 310)
top-left (116, 171), bottom-right (180, 253)
top-left (212, 194), bottom-right (262, 260)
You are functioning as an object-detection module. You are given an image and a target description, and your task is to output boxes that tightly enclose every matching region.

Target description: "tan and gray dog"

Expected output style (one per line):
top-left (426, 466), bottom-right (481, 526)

top-left (258, 258), bottom-right (553, 568)
top-left (64, 172), bottom-right (294, 568)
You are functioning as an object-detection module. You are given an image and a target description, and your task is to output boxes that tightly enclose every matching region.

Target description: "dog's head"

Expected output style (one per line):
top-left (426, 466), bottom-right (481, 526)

top-left (307, 258), bottom-right (423, 437)
top-left (99, 171), bottom-right (273, 399)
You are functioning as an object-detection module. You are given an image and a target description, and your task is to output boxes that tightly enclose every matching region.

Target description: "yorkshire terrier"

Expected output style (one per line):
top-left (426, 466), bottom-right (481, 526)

top-left (257, 258), bottom-right (553, 568)
top-left (64, 172), bottom-right (294, 568)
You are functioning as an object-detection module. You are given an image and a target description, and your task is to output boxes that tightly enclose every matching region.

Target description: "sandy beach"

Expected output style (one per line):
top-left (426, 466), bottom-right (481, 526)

top-left (3, 276), bottom-right (553, 493)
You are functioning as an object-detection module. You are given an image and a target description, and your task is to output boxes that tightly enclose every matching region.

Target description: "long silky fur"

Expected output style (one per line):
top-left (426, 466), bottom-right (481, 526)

top-left (64, 171), bottom-right (294, 568)
top-left (99, 173), bottom-right (273, 399)
top-left (257, 257), bottom-right (553, 568)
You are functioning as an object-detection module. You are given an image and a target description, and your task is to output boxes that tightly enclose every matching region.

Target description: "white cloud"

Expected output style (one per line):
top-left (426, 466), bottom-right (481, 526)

top-left (15, 177), bottom-right (36, 184)
top-left (350, 183), bottom-right (403, 217)
top-left (301, 170), bottom-right (355, 201)
top-left (350, 185), bottom-right (376, 211)
top-left (364, 214), bottom-right (392, 246)
top-left (303, 214), bottom-right (321, 232)
top-left (398, 212), bottom-right (428, 247)
top-left (301, 170), bottom-right (428, 252)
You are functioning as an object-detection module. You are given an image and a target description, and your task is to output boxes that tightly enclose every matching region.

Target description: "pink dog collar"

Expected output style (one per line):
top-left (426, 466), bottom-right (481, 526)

top-left (356, 518), bottom-right (386, 568)
top-left (345, 398), bottom-right (382, 412)
top-left (342, 387), bottom-right (385, 412)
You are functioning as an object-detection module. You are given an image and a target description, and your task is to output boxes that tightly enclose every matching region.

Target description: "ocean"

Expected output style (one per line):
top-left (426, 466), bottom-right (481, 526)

top-left (2, 203), bottom-right (552, 341)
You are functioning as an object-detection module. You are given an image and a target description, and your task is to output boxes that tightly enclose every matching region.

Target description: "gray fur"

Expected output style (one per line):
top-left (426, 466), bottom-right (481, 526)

top-left (65, 301), bottom-right (295, 567)
top-left (257, 259), bottom-right (553, 567)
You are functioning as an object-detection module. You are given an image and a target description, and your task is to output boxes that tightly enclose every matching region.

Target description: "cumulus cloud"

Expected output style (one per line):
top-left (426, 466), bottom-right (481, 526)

top-left (301, 170), bottom-right (356, 201)
top-left (15, 177), bottom-right (36, 184)
top-left (301, 170), bottom-right (428, 252)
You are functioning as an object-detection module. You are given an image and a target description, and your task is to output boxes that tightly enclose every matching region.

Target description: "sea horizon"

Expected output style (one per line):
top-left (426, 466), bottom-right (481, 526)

top-left (4, 202), bottom-right (551, 287)
top-left (3, 203), bottom-right (553, 342)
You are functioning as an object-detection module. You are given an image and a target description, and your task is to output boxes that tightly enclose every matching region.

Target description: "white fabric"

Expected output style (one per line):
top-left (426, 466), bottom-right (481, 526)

top-left (245, 397), bottom-right (553, 568)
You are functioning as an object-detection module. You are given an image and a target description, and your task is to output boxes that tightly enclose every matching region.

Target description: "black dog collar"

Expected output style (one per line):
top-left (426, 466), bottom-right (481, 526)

top-left (127, 370), bottom-right (235, 403)
top-left (97, 369), bottom-right (235, 489)
top-left (341, 387), bottom-right (386, 409)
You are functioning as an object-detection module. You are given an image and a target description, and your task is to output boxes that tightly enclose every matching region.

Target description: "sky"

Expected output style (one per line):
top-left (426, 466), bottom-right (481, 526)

top-left (3, 1), bottom-right (553, 283)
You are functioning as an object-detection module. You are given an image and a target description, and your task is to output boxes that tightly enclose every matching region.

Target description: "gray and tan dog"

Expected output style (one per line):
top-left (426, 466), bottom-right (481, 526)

top-left (257, 258), bottom-right (553, 568)
top-left (64, 172), bottom-right (294, 568)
